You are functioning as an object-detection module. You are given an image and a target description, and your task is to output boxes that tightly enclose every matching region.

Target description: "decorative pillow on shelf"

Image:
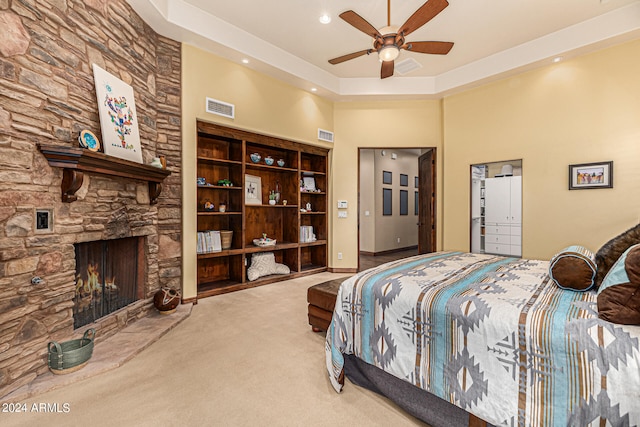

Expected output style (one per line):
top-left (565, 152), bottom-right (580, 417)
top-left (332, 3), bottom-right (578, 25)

top-left (594, 223), bottom-right (640, 289)
top-left (548, 245), bottom-right (596, 291)
top-left (597, 244), bottom-right (640, 325)
top-left (247, 252), bottom-right (290, 282)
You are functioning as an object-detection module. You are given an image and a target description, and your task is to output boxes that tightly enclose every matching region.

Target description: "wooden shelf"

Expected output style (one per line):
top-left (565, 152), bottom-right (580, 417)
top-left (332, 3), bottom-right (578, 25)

top-left (197, 156), bottom-right (242, 167)
top-left (38, 143), bottom-right (171, 204)
top-left (195, 120), bottom-right (328, 300)
top-left (197, 184), bottom-right (242, 190)
top-left (243, 242), bottom-right (299, 253)
top-left (197, 211), bottom-right (242, 216)
top-left (299, 240), bottom-right (327, 248)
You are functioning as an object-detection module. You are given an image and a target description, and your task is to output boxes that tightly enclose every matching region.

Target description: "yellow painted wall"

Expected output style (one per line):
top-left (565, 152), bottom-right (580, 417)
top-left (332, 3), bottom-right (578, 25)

top-left (443, 39), bottom-right (640, 260)
top-left (181, 44), bottom-right (333, 299)
top-left (182, 39), bottom-right (640, 298)
top-left (333, 101), bottom-right (444, 269)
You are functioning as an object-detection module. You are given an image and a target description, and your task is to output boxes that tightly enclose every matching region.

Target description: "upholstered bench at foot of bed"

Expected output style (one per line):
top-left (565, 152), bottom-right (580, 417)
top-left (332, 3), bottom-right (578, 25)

top-left (307, 279), bottom-right (343, 332)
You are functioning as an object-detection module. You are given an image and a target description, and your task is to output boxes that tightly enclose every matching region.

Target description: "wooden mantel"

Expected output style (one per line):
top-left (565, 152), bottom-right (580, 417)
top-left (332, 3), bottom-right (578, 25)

top-left (38, 144), bottom-right (171, 204)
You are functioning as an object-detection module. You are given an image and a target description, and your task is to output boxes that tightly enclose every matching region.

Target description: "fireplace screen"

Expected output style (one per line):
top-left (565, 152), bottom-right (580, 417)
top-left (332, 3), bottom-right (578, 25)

top-left (74, 237), bottom-right (141, 329)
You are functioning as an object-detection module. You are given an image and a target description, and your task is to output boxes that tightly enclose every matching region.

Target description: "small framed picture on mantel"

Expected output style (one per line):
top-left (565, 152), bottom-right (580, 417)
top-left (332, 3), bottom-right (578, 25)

top-left (568, 161), bottom-right (613, 190)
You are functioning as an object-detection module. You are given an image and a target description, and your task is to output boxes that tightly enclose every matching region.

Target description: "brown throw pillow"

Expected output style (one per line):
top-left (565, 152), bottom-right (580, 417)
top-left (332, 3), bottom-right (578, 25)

top-left (597, 244), bottom-right (640, 325)
top-left (548, 245), bottom-right (596, 291)
top-left (594, 223), bottom-right (640, 288)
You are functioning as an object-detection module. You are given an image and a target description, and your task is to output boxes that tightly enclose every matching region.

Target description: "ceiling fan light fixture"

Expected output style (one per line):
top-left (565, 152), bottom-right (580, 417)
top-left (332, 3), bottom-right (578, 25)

top-left (378, 45), bottom-right (400, 62)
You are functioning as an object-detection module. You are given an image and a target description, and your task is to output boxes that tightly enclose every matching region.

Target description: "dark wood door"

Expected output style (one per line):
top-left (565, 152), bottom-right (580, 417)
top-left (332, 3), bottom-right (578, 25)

top-left (418, 150), bottom-right (436, 254)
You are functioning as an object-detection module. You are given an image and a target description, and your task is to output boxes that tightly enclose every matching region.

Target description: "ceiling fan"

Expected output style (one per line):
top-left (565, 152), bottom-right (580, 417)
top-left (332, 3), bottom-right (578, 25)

top-left (329, 0), bottom-right (454, 79)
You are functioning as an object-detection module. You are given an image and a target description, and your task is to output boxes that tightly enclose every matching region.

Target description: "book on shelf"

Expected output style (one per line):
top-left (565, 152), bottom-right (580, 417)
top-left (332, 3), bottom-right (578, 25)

top-left (300, 225), bottom-right (316, 243)
top-left (197, 230), bottom-right (222, 254)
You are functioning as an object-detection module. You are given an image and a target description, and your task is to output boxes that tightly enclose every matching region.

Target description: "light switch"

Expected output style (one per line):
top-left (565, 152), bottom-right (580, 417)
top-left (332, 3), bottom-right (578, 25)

top-left (338, 211), bottom-right (347, 218)
top-left (337, 200), bottom-right (348, 209)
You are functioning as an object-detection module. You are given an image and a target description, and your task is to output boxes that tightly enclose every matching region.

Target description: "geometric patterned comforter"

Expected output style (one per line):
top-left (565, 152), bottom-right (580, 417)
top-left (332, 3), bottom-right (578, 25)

top-left (326, 252), bottom-right (640, 426)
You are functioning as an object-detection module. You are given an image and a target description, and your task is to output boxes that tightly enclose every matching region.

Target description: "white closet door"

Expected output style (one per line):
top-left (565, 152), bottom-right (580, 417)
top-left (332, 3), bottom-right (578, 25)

top-left (484, 178), bottom-right (510, 224)
top-left (509, 176), bottom-right (522, 225)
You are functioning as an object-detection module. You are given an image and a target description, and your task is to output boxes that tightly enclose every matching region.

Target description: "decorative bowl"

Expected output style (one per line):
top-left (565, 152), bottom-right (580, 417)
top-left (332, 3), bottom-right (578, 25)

top-left (253, 238), bottom-right (276, 247)
top-left (277, 159), bottom-right (285, 167)
top-left (264, 156), bottom-right (274, 166)
top-left (250, 153), bottom-right (261, 163)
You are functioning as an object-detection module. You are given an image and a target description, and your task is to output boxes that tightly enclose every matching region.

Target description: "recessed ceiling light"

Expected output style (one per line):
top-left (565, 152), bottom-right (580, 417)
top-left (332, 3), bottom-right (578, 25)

top-left (241, 59), bottom-right (249, 64)
top-left (552, 57), bottom-right (562, 63)
top-left (319, 14), bottom-right (331, 24)
top-left (311, 88), bottom-right (318, 92)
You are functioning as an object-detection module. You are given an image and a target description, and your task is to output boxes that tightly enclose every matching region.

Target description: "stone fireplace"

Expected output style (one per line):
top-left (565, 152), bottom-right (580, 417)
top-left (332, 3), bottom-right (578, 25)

top-left (0, 0), bottom-right (182, 400)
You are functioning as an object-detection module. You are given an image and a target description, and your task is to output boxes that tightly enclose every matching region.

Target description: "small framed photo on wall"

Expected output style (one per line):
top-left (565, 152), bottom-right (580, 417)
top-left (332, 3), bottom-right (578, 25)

top-left (383, 171), bottom-right (392, 185)
top-left (568, 161), bottom-right (613, 190)
top-left (383, 188), bottom-right (392, 215)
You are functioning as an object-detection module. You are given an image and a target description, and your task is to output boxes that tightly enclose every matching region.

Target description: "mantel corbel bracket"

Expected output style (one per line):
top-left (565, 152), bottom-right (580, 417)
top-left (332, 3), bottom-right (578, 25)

top-left (61, 169), bottom-right (84, 202)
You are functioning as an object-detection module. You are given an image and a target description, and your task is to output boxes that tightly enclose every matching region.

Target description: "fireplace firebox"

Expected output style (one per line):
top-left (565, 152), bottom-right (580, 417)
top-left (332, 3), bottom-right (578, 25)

top-left (74, 237), bottom-right (144, 329)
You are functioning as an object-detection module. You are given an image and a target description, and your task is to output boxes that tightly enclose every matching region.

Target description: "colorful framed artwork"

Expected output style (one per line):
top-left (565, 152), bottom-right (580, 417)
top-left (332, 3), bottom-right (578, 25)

top-left (78, 130), bottom-right (101, 152)
top-left (568, 161), bottom-right (613, 190)
top-left (92, 64), bottom-right (143, 163)
top-left (245, 174), bottom-right (262, 205)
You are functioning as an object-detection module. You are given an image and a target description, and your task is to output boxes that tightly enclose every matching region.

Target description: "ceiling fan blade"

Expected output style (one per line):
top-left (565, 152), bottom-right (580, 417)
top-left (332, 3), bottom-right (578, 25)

top-left (339, 10), bottom-right (382, 39)
top-left (381, 61), bottom-right (394, 79)
top-left (398, 0), bottom-right (449, 37)
top-left (329, 49), bottom-right (373, 65)
top-left (403, 41), bottom-right (454, 55)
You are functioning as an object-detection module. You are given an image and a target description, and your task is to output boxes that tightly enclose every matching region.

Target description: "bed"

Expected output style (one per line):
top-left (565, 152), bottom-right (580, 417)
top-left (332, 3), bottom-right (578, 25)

top-left (325, 251), bottom-right (640, 426)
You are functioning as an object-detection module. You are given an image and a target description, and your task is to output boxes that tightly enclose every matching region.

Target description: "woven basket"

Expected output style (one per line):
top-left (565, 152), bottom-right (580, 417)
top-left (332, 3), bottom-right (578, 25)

top-left (220, 230), bottom-right (233, 249)
top-left (48, 328), bottom-right (96, 375)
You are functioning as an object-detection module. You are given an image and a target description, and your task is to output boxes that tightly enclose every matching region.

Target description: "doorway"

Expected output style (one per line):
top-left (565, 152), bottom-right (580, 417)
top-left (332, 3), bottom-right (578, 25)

top-left (357, 148), bottom-right (437, 271)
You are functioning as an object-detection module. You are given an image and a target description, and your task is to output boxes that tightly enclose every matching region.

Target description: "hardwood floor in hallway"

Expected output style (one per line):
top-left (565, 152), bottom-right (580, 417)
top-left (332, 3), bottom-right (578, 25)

top-left (358, 248), bottom-right (419, 272)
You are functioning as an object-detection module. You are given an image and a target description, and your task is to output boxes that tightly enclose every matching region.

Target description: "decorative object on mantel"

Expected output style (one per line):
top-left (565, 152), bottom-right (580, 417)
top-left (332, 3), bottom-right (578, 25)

top-left (253, 233), bottom-right (276, 247)
top-left (92, 64), bottom-right (143, 163)
top-left (277, 159), bottom-right (285, 167)
top-left (268, 191), bottom-right (277, 205)
top-left (47, 328), bottom-right (96, 375)
top-left (153, 287), bottom-right (181, 315)
top-left (37, 144), bottom-right (170, 204)
top-left (250, 153), bottom-right (261, 163)
top-left (78, 129), bottom-right (101, 152)
top-left (264, 156), bottom-right (274, 166)
top-left (149, 157), bottom-right (163, 168)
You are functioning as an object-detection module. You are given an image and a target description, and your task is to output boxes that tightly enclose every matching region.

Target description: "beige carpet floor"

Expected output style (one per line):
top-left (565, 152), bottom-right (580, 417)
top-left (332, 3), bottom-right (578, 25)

top-left (3, 272), bottom-right (427, 427)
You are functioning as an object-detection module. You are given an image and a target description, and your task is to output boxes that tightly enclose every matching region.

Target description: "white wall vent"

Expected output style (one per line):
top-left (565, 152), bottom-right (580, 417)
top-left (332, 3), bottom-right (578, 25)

top-left (318, 128), bottom-right (334, 143)
top-left (206, 97), bottom-right (235, 119)
top-left (395, 58), bottom-right (423, 75)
